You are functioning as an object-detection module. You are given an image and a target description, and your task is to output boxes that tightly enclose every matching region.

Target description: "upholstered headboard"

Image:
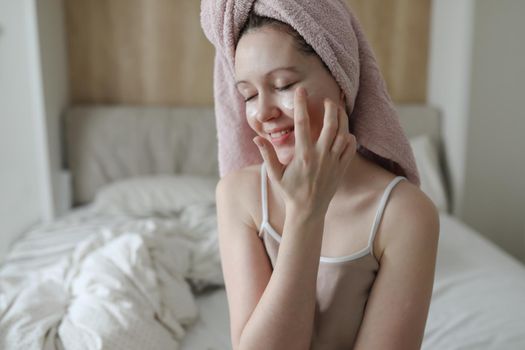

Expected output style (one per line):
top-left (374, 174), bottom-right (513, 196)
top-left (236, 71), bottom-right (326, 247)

top-left (64, 104), bottom-right (445, 206)
top-left (65, 106), bottom-right (219, 205)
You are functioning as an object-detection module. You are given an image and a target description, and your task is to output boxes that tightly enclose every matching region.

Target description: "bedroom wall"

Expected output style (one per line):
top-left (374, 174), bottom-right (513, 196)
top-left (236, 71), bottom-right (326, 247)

top-left (429, 0), bottom-right (525, 262)
top-left (462, 0), bottom-right (525, 262)
top-left (0, 0), bottom-right (43, 261)
top-left (427, 0), bottom-right (474, 225)
top-left (34, 0), bottom-right (70, 217)
top-left (63, 0), bottom-right (431, 105)
top-left (0, 0), bottom-right (68, 262)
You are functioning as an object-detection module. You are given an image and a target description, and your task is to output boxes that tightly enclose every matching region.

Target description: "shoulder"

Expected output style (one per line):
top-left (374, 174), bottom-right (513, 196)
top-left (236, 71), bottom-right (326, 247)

top-left (376, 178), bottom-right (440, 262)
top-left (353, 178), bottom-right (439, 349)
top-left (216, 163), bottom-right (262, 225)
top-left (216, 163), bottom-right (261, 198)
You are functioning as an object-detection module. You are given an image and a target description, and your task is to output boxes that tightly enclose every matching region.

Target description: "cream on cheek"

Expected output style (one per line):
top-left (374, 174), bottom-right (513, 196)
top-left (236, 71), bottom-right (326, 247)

top-left (244, 91), bottom-right (294, 122)
top-left (246, 103), bottom-right (258, 118)
top-left (278, 90), bottom-right (295, 111)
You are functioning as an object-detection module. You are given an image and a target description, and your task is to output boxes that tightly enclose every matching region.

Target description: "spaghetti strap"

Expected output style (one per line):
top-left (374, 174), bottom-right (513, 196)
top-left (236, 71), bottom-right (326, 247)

top-left (368, 176), bottom-right (407, 258)
top-left (258, 163), bottom-right (269, 236)
top-left (259, 163), bottom-right (406, 261)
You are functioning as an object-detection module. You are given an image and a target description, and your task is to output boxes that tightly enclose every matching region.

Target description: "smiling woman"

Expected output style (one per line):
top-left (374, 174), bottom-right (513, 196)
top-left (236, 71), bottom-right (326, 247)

top-left (201, 1), bottom-right (439, 350)
top-left (234, 19), bottom-right (344, 166)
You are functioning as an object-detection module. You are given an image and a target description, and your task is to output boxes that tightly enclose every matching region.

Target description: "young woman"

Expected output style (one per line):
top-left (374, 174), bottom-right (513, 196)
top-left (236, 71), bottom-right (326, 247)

top-left (207, 7), bottom-right (439, 350)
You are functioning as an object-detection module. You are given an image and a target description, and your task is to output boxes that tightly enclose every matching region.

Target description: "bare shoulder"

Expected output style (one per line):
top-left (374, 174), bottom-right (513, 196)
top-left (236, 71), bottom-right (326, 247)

top-left (216, 163), bottom-right (262, 226)
top-left (375, 178), bottom-right (440, 261)
top-left (216, 163), bottom-right (261, 201)
top-left (352, 179), bottom-right (440, 349)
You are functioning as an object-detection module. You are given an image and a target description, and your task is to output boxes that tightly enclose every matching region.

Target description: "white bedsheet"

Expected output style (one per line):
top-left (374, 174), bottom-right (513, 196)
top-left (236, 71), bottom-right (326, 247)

top-left (180, 288), bottom-right (231, 350)
top-left (0, 204), bottom-right (223, 350)
top-left (423, 213), bottom-right (525, 349)
top-left (1, 208), bottom-right (525, 349)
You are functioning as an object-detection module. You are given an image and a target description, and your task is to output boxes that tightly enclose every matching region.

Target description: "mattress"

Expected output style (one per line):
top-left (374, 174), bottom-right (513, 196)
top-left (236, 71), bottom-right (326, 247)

top-left (1, 206), bottom-right (525, 349)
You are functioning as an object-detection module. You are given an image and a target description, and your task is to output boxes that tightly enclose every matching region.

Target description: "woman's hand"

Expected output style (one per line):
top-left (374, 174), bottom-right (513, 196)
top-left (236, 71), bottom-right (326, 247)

top-left (253, 87), bottom-right (357, 218)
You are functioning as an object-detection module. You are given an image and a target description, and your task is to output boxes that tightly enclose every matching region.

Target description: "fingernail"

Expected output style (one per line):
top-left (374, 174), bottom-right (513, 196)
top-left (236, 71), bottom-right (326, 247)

top-left (298, 87), bottom-right (307, 98)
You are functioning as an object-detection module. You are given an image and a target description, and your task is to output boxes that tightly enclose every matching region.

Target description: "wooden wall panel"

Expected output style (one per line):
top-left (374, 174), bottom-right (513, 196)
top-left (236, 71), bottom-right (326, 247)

top-left (347, 0), bottom-right (431, 103)
top-left (64, 0), bottom-right (430, 105)
top-left (64, 0), bottom-right (215, 105)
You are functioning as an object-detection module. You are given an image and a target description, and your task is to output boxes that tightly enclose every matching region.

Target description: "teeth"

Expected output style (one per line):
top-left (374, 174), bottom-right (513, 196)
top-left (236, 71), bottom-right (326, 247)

top-left (269, 129), bottom-right (293, 139)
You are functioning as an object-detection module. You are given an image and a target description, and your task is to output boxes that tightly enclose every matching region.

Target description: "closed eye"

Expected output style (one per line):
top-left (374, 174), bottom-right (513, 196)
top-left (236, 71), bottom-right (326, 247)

top-left (245, 94), bottom-right (257, 102)
top-left (244, 82), bottom-right (296, 102)
top-left (276, 82), bottom-right (295, 91)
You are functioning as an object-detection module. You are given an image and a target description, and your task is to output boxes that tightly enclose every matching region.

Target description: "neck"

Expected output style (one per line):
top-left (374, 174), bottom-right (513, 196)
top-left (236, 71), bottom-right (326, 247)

top-left (333, 151), bottom-right (382, 200)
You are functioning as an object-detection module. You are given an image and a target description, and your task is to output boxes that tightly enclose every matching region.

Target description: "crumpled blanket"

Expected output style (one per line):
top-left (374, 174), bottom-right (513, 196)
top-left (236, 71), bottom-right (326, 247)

top-left (0, 204), bottom-right (223, 350)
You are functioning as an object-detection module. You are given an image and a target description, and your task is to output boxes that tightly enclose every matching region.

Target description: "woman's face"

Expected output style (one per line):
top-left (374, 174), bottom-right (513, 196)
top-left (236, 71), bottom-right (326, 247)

top-left (234, 26), bottom-right (344, 165)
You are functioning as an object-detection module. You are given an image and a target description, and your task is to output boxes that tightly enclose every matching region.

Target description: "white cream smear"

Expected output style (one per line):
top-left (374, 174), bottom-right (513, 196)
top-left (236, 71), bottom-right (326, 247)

top-left (245, 90), bottom-right (295, 119)
top-left (246, 103), bottom-right (258, 118)
top-left (279, 91), bottom-right (295, 111)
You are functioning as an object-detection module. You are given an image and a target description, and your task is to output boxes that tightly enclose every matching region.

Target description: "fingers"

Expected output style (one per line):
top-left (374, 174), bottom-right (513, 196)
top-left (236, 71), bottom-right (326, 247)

top-left (331, 103), bottom-right (352, 156)
top-left (317, 99), bottom-right (338, 151)
top-left (317, 97), bottom-right (351, 159)
top-left (253, 136), bottom-right (283, 182)
top-left (339, 133), bottom-right (357, 164)
top-left (338, 101), bottom-right (349, 135)
top-left (293, 87), bottom-right (312, 156)
top-left (330, 134), bottom-right (348, 156)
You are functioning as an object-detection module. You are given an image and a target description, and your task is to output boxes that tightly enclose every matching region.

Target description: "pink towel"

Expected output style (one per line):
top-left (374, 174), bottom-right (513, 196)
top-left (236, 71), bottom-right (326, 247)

top-left (200, 0), bottom-right (420, 187)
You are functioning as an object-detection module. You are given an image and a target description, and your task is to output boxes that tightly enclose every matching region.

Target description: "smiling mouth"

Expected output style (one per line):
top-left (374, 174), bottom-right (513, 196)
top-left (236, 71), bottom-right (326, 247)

top-left (269, 127), bottom-right (294, 139)
top-left (268, 128), bottom-right (294, 146)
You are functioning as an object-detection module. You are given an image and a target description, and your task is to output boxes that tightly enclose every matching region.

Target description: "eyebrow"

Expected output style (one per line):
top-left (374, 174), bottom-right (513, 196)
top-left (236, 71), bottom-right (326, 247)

top-left (235, 66), bottom-right (300, 87)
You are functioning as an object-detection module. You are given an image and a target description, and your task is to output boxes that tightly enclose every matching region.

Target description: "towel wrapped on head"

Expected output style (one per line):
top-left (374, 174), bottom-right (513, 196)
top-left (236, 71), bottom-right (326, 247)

top-left (200, 0), bottom-right (420, 187)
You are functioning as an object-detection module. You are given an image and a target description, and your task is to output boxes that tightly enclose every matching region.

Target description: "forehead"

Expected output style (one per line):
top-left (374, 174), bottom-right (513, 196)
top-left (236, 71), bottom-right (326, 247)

top-left (234, 27), bottom-right (306, 80)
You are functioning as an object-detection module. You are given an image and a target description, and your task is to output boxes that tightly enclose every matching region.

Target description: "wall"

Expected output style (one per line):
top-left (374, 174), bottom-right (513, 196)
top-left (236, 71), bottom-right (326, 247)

top-left (348, 0), bottom-right (431, 103)
top-left (0, 0), bottom-right (43, 261)
top-left (427, 0), bottom-right (475, 218)
top-left (64, 0), bottom-right (215, 105)
top-left (463, 0), bottom-right (525, 261)
top-left (63, 0), bottom-right (431, 105)
top-left (428, 0), bottom-right (525, 262)
top-left (35, 0), bottom-right (70, 216)
top-left (0, 0), bottom-right (69, 262)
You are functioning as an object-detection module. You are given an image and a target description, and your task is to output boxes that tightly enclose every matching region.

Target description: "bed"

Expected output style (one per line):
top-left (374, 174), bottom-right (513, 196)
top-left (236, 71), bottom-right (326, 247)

top-left (1, 105), bottom-right (524, 349)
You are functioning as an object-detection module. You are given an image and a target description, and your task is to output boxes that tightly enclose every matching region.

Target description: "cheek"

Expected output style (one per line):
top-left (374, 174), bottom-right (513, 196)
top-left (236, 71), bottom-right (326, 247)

top-left (245, 103), bottom-right (261, 133)
top-left (276, 88), bottom-right (325, 140)
top-left (246, 103), bottom-right (258, 119)
top-left (278, 90), bottom-right (294, 111)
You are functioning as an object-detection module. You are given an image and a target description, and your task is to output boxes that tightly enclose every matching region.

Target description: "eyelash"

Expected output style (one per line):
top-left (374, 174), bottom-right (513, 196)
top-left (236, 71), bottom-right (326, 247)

top-left (244, 83), bottom-right (295, 102)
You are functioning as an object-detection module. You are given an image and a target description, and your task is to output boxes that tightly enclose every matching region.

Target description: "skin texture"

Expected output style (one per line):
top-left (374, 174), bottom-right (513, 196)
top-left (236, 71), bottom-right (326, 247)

top-left (217, 25), bottom-right (440, 350)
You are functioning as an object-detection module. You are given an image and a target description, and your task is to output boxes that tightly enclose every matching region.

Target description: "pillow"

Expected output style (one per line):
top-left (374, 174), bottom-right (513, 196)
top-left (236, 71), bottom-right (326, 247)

top-left (409, 135), bottom-right (449, 213)
top-left (92, 174), bottom-right (219, 217)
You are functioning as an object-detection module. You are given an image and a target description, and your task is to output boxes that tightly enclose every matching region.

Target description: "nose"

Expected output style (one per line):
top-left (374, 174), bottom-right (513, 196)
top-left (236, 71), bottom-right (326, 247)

top-left (253, 93), bottom-right (280, 123)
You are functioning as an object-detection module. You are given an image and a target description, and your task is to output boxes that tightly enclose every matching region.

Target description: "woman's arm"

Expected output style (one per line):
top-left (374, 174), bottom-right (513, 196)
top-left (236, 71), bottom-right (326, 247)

top-left (217, 173), bottom-right (325, 350)
top-left (352, 185), bottom-right (440, 350)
